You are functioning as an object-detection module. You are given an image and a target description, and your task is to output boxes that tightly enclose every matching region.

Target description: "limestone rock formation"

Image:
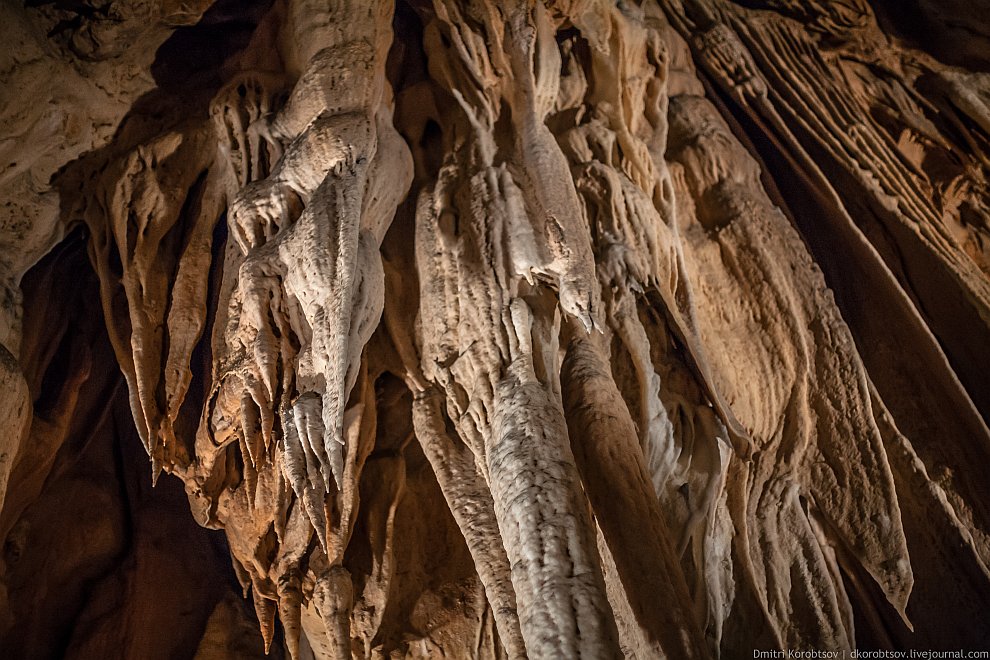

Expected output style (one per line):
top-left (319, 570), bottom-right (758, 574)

top-left (2, 0), bottom-right (989, 657)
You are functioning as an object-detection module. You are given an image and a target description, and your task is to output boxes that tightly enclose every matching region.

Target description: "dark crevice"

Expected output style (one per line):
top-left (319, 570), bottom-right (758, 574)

top-left (151, 0), bottom-right (276, 101)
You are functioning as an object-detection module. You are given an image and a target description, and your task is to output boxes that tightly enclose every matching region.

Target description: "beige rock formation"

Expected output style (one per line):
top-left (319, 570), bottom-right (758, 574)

top-left (2, 0), bottom-right (989, 657)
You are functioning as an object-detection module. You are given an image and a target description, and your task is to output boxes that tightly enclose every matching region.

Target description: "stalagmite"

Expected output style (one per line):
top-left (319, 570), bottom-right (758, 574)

top-left (2, 0), bottom-right (990, 657)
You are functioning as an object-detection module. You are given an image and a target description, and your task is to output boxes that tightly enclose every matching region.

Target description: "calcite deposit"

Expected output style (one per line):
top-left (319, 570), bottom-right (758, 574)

top-left (2, 0), bottom-right (989, 657)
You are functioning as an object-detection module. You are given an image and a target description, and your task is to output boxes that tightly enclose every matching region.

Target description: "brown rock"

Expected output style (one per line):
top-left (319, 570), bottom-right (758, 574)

top-left (2, 0), bottom-right (989, 657)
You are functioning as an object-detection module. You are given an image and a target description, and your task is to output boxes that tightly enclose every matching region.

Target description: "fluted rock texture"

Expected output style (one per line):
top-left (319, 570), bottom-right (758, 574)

top-left (2, 0), bottom-right (989, 657)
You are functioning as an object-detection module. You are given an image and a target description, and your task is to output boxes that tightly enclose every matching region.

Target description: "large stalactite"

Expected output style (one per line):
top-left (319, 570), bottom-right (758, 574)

top-left (2, 0), bottom-right (989, 657)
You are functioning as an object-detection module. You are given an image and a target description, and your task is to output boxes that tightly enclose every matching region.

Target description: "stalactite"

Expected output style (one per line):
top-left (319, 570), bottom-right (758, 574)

top-left (2, 0), bottom-right (990, 657)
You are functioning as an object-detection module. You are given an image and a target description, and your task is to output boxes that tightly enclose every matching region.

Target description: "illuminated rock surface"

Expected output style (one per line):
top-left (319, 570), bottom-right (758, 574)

top-left (1, 0), bottom-right (989, 657)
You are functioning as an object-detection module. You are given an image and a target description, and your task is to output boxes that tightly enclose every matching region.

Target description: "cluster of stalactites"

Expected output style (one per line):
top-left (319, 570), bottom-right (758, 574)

top-left (67, 0), bottom-right (990, 656)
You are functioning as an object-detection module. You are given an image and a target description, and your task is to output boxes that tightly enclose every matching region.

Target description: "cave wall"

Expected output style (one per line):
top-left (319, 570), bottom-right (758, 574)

top-left (1, 0), bottom-right (989, 658)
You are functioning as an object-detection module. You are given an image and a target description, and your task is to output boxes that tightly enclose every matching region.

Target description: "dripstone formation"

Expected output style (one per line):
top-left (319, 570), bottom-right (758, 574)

top-left (1, 0), bottom-right (989, 657)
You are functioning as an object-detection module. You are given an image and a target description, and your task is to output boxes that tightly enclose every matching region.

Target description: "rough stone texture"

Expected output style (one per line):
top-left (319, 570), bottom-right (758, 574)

top-left (1, 0), bottom-right (989, 657)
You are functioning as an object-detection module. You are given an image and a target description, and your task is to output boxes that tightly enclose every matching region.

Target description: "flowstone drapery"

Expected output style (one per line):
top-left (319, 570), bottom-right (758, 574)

top-left (2, 0), bottom-right (990, 657)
